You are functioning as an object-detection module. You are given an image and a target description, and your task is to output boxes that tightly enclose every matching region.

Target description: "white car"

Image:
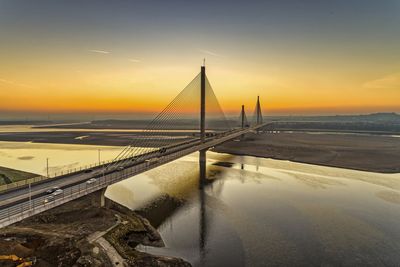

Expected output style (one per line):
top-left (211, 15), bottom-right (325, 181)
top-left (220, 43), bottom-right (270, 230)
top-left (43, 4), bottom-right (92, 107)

top-left (145, 158), bottom-right (159, 164)
top-left (52, 189), bottom-right (63, 196)
top-left (86, 178), bottom-right (97, 184)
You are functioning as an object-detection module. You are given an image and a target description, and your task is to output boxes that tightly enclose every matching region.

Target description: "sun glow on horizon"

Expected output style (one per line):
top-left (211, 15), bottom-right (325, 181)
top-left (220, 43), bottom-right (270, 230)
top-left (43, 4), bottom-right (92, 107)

top-left (1, 1), bottom-right (399, 117)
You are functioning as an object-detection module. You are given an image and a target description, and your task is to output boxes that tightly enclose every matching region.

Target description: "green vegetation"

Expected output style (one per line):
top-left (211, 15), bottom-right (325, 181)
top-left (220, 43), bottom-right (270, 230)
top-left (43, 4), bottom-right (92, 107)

top-left (0, 166), bottom-right (38, 185)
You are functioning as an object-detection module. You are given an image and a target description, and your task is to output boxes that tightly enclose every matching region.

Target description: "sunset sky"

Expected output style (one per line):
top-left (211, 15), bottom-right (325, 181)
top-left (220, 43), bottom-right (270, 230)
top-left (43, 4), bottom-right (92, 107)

top-left (1, 0), bottom-right (399, 119)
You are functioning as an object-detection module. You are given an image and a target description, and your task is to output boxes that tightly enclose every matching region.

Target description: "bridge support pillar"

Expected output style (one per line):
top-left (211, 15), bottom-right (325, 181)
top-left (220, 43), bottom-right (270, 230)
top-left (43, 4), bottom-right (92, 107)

top-left (100, 187), bottom-right (108, 207)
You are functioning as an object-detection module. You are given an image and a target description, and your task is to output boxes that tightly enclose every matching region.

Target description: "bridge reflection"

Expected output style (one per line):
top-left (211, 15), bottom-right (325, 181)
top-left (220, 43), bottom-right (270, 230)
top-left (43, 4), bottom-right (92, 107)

top-left (135, 152), bottom-right (229, 265)
top-left (199, 151), bottom-right (207, 266)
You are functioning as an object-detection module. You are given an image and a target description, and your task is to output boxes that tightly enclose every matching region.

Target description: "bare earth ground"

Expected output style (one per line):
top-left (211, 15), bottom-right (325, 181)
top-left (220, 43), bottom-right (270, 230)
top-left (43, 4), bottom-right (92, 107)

top-left (0, 191), bottom-right (191, 267)
top-left (213, 132), bottom-right (400, 173)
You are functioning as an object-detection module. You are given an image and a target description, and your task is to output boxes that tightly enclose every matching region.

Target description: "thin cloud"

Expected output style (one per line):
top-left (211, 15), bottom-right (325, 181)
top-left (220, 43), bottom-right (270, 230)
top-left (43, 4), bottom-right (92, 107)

top-left (128, 59), bottom-right (141, 63)
top-left (0, 78), bottom-right (33, 89)
top-left (89, 49), bottom-right (110, 54)
top-left (364, 73), bottom-right (400, 90)
top-left (199, 49), bottom-right (223, 57)
top-left (0, 78), bottom-right (11, 84)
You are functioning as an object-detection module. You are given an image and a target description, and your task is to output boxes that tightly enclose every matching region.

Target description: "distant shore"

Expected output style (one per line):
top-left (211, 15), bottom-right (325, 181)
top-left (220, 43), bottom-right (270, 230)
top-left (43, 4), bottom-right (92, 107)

top-left (213, 132), bottom-right (400, 173)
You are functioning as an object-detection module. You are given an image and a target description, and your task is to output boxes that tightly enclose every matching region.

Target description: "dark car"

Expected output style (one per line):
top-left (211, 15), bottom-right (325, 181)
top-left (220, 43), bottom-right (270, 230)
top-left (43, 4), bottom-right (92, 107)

top-left (46, 186), bottom-right (59, 194)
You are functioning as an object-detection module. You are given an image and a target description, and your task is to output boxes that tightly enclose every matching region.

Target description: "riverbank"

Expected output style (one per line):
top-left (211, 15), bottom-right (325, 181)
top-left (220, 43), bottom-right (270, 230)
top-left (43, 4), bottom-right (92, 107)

top-left (0, 166), bottom-right (38, 185)
top-left (0, 191), bottom-right (191, 267)
top-left (213, 132), bottom-right (400, 173)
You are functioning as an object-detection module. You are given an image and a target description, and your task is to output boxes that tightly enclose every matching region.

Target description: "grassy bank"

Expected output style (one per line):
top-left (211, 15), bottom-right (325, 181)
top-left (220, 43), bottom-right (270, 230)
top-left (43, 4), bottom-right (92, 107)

top-left (0, 166), bottom-right (38, 185)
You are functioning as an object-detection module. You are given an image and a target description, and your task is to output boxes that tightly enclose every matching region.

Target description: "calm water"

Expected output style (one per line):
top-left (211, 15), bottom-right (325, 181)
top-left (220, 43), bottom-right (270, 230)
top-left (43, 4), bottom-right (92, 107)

top-left (105, 152), bottom-right (400, 267)
top-left (0, 141), bottom-right (121, 176)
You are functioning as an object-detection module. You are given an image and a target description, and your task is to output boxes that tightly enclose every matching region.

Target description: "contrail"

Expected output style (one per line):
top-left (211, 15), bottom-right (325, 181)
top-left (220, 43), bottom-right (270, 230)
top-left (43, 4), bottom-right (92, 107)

top-left (89, 49), bottom-right (110, 54)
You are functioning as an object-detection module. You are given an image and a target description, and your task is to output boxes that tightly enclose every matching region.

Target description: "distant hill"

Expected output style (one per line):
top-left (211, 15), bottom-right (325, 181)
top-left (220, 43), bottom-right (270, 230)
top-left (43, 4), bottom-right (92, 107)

top-left (267, 112), bottom-right (400, 123)
top-left (264, 113), bottom-right (400, 134)
top-left (0, 120), bottom-right (49, 125)
top-left (332, 112), bottom-right (400, 123)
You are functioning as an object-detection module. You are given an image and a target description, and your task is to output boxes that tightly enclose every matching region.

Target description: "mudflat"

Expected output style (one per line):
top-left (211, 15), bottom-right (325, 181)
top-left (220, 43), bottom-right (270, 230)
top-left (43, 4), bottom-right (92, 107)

top-left (0, 131), bottom-right (193, 147)
top-left (213, 132), bottom-right (400, 173)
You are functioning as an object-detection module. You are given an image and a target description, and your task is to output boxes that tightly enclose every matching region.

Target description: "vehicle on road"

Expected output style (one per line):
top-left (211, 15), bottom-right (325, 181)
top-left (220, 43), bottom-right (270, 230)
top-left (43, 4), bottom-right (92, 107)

top-left (145, 158), bottom-right (159, 164)
top-left (118, 166), bottom-right (125, 170)
top-left (52, 189), bottom-right (63, 196)
top-left (84, 169), bottom-right (93, 173)
top-left (86, 178), bottom-right (97, 184)
top-left (43, 195), bottom-right (55, 203)
top-left (46, 186), bottom-right (59, 194)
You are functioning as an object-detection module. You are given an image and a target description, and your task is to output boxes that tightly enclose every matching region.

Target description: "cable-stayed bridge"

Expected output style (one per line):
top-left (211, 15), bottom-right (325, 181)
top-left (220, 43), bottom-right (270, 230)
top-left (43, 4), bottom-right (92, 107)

top-left (0, 65), bottom-right (267, 228)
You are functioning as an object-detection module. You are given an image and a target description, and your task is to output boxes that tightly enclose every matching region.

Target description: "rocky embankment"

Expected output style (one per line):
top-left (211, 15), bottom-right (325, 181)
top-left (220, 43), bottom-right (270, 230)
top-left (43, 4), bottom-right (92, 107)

top-left (0, 191), bottom-right (191, 267)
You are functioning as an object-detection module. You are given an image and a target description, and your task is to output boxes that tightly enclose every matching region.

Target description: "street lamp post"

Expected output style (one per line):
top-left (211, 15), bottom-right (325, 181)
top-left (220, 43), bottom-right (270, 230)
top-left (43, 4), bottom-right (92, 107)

top-left (28, 182), bottom-right (32, 211)
top-left (46, 158), bottom-right (49, 178)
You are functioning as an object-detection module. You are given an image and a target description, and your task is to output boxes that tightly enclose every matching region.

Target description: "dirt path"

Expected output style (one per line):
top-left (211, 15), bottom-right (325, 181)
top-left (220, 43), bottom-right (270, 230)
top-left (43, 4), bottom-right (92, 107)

top-left (87, 214), bottom-right (127, 267)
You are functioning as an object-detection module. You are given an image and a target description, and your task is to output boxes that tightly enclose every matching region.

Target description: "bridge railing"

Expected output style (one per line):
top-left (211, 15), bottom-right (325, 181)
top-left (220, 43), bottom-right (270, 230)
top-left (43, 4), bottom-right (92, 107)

top-left (0, 158), bottom-right (117, 193)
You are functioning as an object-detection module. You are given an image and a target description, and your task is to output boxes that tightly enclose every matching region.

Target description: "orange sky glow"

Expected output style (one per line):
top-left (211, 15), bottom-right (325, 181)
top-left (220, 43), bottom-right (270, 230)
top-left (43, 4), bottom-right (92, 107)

top-left (1, 1), bottom-right (399, 118)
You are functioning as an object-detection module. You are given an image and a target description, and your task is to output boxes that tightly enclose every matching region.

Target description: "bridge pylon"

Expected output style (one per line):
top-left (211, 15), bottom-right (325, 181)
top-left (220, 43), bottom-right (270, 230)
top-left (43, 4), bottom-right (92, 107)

top-left (199, 64), bottom-right (207, 185)
top-left (240, 104), bottom-right (249, 140)
top-left (241, 105), bottom-right (245, 129)
top-left (200, 65), bottom-right (206, 143)
top-left (256, 96), bottom-right (263, 125)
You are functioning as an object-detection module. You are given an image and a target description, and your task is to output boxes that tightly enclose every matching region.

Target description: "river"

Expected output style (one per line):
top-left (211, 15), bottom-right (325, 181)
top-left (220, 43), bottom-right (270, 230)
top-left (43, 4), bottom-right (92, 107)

top-left (107, 152), bottom-right (400, 266)
top-left (0, 141), bottom-right (400, 266)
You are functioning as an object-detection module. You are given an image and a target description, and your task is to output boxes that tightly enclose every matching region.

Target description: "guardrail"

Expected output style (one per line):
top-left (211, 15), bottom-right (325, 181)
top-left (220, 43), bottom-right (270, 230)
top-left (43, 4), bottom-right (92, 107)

top-left (0, 159), bottom-right (117, 193)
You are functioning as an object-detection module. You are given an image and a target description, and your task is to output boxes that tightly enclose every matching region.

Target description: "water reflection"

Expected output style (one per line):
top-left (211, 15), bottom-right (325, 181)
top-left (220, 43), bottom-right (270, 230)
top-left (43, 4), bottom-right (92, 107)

top-left (199, 150), bottom-right (206, 266)
top-left (0, 141), bottom-right (122, 175)
top-left (106, 152), bottom-right (400, 267)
